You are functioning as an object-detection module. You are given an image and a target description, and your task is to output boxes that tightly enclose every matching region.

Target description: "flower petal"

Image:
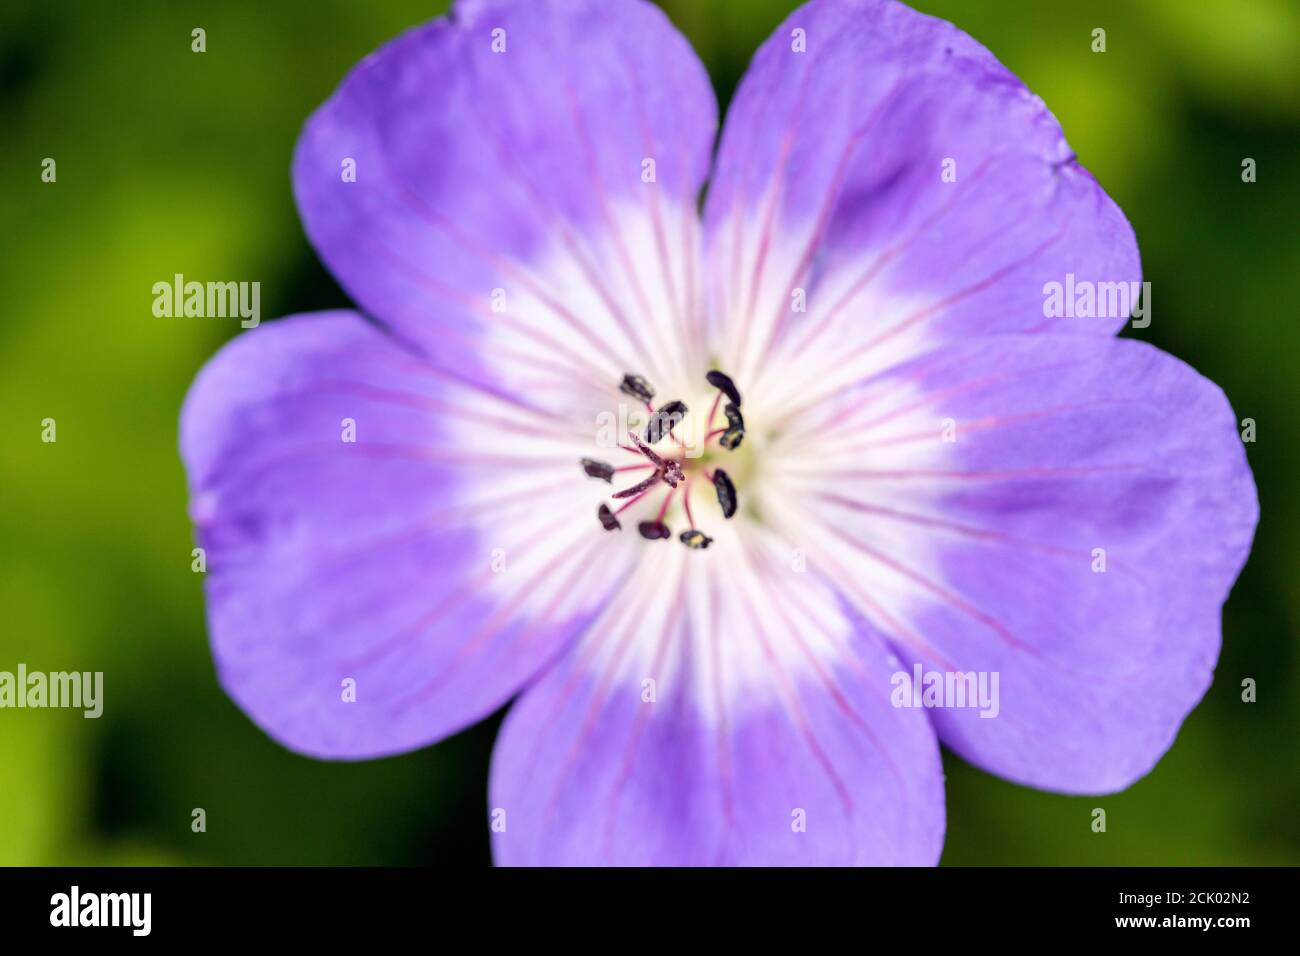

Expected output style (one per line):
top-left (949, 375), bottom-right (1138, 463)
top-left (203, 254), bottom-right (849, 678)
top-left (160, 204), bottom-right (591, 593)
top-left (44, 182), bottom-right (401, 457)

top-left (292, 0), bottom-right (717, 391)
top-left (704, 0), bottom-right (1140, 405)
top-left (488, 523), bottom-right (945, 865)
top-left (180, 312), bottom-right (633, 758)
top-left (772, 334), bottom-right (1256, 792)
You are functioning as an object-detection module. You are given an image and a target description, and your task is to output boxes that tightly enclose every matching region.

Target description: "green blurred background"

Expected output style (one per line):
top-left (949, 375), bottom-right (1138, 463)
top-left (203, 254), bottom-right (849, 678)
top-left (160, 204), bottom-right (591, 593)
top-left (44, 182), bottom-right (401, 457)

top-left (1, 0), bottom-right (1296, 865)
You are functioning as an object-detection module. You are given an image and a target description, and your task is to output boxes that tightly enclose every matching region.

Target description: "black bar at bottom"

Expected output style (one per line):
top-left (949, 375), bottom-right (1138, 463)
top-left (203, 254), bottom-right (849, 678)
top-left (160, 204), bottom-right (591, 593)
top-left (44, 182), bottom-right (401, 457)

top-left (0, 866), bottom-right (1281, 941)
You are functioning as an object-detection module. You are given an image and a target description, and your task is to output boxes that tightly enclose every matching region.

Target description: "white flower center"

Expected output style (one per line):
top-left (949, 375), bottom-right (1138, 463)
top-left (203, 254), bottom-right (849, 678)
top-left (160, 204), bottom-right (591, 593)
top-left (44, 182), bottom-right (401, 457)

top-left (434, 201), bottom-right (952, 707)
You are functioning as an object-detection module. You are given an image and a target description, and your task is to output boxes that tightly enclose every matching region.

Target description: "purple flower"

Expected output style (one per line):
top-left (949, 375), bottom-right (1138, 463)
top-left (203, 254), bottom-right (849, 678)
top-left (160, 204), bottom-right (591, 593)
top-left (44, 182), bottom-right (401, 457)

top-left (180, 0), bottom-right (1257, 865)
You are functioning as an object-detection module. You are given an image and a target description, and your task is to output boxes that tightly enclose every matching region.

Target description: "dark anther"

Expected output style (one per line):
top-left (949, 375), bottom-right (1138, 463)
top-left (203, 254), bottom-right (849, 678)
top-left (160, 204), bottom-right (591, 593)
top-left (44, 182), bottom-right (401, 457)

top-left (581, 458), bottom-right (615, 482)
top-left (619, 374), bottom-right (655, 404)
top-left (680, 529), bottom-right (713, 550)
top-left (597, 503), bottom-right (621, 531)
top-left (645, 400), bottom-right (687, 444)
top-left (706, 370), bottom-right (742, 407)
top-left (638, 521), bottom-right (671, 540)
top-left (719, 403), bottom-right (745, 451)
top-left (713, 469), bottom-right (737, 519)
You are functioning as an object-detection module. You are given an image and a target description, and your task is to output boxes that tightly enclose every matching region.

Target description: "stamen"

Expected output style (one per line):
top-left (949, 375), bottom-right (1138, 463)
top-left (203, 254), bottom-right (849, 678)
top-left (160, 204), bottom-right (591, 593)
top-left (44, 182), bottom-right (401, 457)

top-left (619, 373), bottom-right (655, 404)
top-left (644, 400), bottom-right (687, 444)
top-left (706, 369), bottom-right (742, 407)
top-left (719, 403), bottom-right (745, 451)
top-left (655, 487), bottom-right (676, 523)
top-left (592, 371), bottom-right (745, 546)
top-left (581, 458), bottom-right (615, 482)
top-left (638, 521), bottom-right (671, 540)
top-left (597, 503), bottom-right (621, 531)
top-left (705, 392), bottom-right (723, 434)
top-left (679, 529), bottom-right (712, 549)
top-left (713, 468), bottom-right (737, 519)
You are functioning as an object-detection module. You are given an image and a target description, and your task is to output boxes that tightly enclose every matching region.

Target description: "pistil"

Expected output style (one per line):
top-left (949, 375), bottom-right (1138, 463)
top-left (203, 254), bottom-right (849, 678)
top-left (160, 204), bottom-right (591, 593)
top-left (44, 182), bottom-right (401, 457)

top-left (589, 371), bottom-right (746, 547)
